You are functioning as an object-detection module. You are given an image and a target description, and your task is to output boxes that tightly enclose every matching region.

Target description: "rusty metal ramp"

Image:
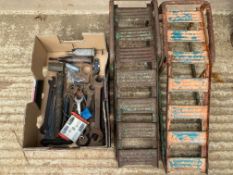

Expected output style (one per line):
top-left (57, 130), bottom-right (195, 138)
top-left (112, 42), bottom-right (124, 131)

top-left (159, 0), bottom-right (215, 174)
top-left (110, 0), bottom-right (160, 167)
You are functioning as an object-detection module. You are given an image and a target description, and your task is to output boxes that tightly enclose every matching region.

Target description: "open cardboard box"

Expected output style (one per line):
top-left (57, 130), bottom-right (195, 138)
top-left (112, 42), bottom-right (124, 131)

top-left (23, 33), bottom-right (109, 149)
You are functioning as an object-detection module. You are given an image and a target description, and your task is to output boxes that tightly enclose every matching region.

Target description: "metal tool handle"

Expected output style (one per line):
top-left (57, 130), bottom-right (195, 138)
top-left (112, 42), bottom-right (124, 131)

top-left (88, 76), bottom-right (104, 146)
top-left (54, 72), bottom-right (65, 137)
top-left (104, 73), bottom-right (111, 147)
top-left (94, 77), bottom-right (104, 127)
top-left (41, 77), bottom-right (56, 139)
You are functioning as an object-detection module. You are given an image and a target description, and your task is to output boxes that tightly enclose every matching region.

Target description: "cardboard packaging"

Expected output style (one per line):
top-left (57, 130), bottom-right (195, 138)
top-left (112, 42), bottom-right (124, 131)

top-left (23, 33), bottom-right (109, 149)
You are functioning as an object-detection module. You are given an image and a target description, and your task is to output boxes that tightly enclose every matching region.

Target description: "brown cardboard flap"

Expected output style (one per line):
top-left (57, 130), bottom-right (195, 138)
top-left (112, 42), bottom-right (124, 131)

top-left (72, 33), bottom-right (107, 50)
top-left (97, 50), bottom-right (108, 77)
top-left (31, 37), bottom-right (47, 79)
top-left (23, 102), bottom-right (41, 147)
top-left (38, 36), bottom-right (73, 52)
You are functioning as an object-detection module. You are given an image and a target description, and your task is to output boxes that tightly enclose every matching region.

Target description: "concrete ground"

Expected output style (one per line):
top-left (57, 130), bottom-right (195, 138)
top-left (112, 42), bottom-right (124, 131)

top-left (0, 0), bottom-right (233, 174)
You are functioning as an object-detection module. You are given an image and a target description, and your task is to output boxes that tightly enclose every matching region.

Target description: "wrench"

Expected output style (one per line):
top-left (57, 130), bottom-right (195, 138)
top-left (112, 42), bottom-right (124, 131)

top-left (86, 86), bottom-right (94, 108)
top-left (89, 76), bottom-right (104, 146)
top-left (54, 72), bottom-right (64, 137)
top-left (76, 86), bottom-right (94, 146)
top-left (75, 96), bottom-right (84, 115)
top-left (40, 77), bottom-right (56, 138)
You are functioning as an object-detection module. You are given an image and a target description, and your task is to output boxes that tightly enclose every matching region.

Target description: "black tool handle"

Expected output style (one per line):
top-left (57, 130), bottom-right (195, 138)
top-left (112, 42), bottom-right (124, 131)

top-left (40, 77), bottom-right (56, 139)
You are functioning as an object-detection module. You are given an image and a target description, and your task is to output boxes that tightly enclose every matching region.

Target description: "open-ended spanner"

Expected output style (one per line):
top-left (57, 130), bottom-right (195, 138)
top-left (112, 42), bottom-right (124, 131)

top-left (74, 95), bottom-right (84, 115)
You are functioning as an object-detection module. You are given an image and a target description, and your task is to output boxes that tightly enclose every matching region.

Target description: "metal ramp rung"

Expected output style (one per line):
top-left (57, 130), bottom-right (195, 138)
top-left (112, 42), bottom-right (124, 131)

top-left (167, 30), bottom-right (205, 42)
top-left (116, 27), bottom-right (153, 41)
top-left (168, 105), bottom-right (208, 120)
top-left (117, 98), bottom-right (157, 114)
top-left (166, 11), bottom-right (202, 23)
top-left (167, 158), bottom-right (206, 173)
top-left (167, 131), bottom-right (207, 145)
top-left (169, 51), bottom-right (208, 64)
top-left (168, 78), bottom-right (209, 92)
top-left (115, 7), bottom-right (150, 15)
top-left (118, 123), bottom-right (157, 138)
top-left (118, 149), bottom-right (158, 167)
top-left (117, 70), bottom-right (156, 87)
top-left (117, 47), bottom-right (154, 62)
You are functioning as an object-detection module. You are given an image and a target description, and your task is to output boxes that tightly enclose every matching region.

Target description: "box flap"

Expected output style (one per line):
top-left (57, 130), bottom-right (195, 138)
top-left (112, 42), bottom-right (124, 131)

top-left (38, 36), bottom-right (73, 52)
top-left (72, 33), bottom-right (107, 50)
top-left (31, 37), bottom-right (47, 79)
top-left (23, 102), bottom-right (41, 147)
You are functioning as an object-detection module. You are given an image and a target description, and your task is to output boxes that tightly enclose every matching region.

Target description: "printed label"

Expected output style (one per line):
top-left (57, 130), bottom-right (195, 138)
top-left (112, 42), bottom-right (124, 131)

top-left (59, 113), bottom-right (88, 142)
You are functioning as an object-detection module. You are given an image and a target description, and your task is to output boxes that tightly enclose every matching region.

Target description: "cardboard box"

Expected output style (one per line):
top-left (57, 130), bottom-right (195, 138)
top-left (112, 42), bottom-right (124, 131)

top-left (23, 33), bottom-right (109, 148)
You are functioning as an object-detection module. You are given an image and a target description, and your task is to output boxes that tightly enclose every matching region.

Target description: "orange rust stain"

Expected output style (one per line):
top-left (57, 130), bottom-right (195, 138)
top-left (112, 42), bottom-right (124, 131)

top-left (169, 78), bottom-right (208, 91)
top-left (212, 72), bottom-right (224, 83)
top-left (168, 105), bottom-right (208, 120)
top-left (168, 132), bottom-right (207, 145)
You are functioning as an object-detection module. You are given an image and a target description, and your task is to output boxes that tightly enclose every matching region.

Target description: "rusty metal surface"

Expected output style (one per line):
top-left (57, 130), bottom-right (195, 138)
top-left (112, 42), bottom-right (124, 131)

top-left (117, 123), bottom-right (157, 138)
top-left (88, 76), bottom-right (104, 146)
top-left (116, 27), bottom-right (153, 41)
top-left (117, 70), bottom-right (157, 87)
top-left (167, 158), bottom-right (206, 172)
top-left (167, 131), bottom-right (207, 145)
top-left (166, 11), bottom-right (202, 23)
top-left (111, 0), bottom-right (160, 168)
top-left (117, 123), bottom-right (157, 149)
top-left (117, 149), bottom-right (158, 167)
top-left (116, 87), bottom-right (152, 98)
top-left (159, 0), bottom-right (215, 173)
top-left (167, 30), bottom-right (205, 42)
top-left (115, 7), bottom-right (152, 28)
top-left (115, 7), bottom-right (150, 14)
top-left (116, 47), bottom-right (155, 62)
top-left (118, 138), bottom-right (157, 149)
top-left (169, 51), bottom-right (209, 64)
top-left (168, 78), bottom-right (209, 92)
top-left (117, 98), bottom-right (157, 114)
top-left (168, 105), bottom-right (208, 120)
top-left (116, 113), bottom-right (156, 122)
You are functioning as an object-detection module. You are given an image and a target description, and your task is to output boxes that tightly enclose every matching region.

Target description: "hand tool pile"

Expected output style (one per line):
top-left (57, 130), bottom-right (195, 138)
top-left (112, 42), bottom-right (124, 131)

top-left (40, 48), bottom-right (110, 147)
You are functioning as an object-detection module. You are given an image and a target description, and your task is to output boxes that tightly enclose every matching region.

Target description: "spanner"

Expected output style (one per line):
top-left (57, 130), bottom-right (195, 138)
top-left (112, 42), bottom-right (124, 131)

top-left (89, 76), bottom-right (104, 146)
top-left (74, 96), bottom-right (84, 115)
top-left (86, 85), bottom-right (94, 108)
